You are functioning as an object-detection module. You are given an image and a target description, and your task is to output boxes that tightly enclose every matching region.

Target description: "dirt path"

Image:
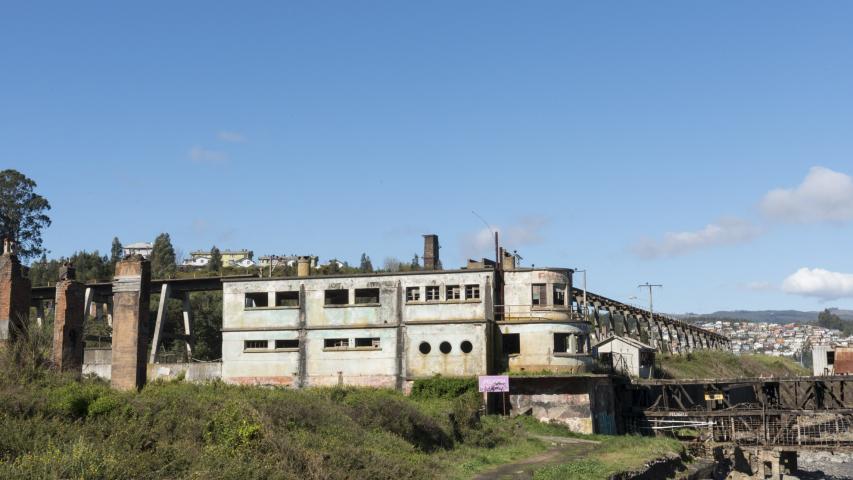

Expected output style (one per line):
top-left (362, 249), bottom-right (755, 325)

top-left (472, 435), bottom-right (600, 480)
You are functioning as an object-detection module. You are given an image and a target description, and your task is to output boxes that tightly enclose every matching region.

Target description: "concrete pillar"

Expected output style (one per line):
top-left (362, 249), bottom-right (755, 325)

top-left (296, 256), bottom-right (311, 277)
top-left (422, 234), bottom-right (439, 270)
top-left (149, 282), bottom-right (171, 364)
top-left (35, 301), bottom-right (45, 327)
top-left (111, 255), bottom-right (151, 391)
top-left (181, 292), bottom-right (193, 358)
top-left (52, 264), bottom-right (85, 373)
top-left (0, 246), bottom-right (31, 343)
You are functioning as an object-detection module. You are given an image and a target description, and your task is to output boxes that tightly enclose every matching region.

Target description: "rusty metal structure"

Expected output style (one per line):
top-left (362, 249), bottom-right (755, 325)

top-left (622, 376), bottom-right (853, 449)
top-left (572, 288), bottom-right (730, 353)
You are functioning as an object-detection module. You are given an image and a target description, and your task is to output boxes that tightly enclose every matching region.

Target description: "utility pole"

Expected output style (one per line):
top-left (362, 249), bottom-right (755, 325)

top-left (638, 282), bottom-right (662, 320)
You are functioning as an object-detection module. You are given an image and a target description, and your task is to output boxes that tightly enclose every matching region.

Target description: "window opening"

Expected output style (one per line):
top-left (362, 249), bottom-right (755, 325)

top-left (354, 288), bottom-right (380, 304)
top-left (275, 291), bottom-right (299, 307)
top-left (465, 284), bottom-right (480, 300)
top-left (503, 333), bottom-right (520, 355)
top-left (325, 289), bottom-right (349, 305)
top-left (245, 292), bottom-right (268, 308)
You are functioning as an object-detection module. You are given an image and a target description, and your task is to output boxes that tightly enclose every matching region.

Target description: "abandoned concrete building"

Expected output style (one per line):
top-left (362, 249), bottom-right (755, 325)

top-left (221, 260), bottom-right (588, 388)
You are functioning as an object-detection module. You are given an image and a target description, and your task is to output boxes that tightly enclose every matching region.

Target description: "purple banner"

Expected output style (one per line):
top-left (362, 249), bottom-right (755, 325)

top-left (478, 375), bottom-right (510, 393)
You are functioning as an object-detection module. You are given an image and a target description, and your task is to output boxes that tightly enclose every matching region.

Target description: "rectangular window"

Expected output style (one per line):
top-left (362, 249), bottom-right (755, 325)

top-left (553, 333), bottom-right (571, 353)
top-left (244, 340), bottom-right (268, 350)
top-left (245, 292), bottom-right (268, 308)
top-left (828, 351), bottom-right (836, 365)
top-left (465, 284), bottom-right (480, 300)
top-left (406, 287), bottom-right (421, 302)
top-left (425, 286), bottom-right (440, 302)
top-left (354, 288), bottom-right (380, 304)
top-left (275, 291), bottom-right (299, 307)
top-left (502, 333), bottom-right (520, 355)
top-left (324, 338), bottom-right (349, 350)
top-left (532, 284), bottom-right (546, 306)
top-left (576, 334), bottom-right (586, 354)
top-left (324, 289), bottom-right (349, 305)
top-left (355, 337), bottom-right (381, 349)
top-left (446, 285), bottom-right (461, 300)
top-left (274, 339), bottom-right (299, 350)
top-left (553, 284), bottom-right (566, 306)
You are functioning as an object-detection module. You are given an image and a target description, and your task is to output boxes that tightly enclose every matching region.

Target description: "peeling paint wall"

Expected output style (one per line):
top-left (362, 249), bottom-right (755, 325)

top-left (221, 270), bottom-right (494, 387)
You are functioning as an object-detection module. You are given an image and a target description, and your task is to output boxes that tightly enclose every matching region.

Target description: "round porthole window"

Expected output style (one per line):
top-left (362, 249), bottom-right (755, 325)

top-left (439, 341), bottom-right (452, 354)
top-left (419, 342), bottom-right (431, 354)
top-left (460, 341), bottom-right (473, 353)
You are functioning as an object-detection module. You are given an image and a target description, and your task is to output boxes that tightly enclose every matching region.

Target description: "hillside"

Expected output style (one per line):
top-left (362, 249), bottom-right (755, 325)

top-left (0, 361), bottom-right (683, 480)
top-left (677, 308), bottom-right (853, 325)
top-left (657, 351), bottom-right (809, 379)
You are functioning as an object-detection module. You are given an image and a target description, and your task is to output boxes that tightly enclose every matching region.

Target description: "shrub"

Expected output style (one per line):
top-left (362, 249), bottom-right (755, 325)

top-left (410, 376), bottom-right (477, 400)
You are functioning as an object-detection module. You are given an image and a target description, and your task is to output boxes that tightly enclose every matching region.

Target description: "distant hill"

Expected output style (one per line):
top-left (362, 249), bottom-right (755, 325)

top-left (675, 308), bottom-right (853, 325)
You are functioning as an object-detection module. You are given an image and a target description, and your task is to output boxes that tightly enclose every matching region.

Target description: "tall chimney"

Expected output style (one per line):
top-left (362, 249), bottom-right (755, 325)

top-left (297, 256), bottom-right (311, 277)
top-left (423, 234), bottom-right (439, 270)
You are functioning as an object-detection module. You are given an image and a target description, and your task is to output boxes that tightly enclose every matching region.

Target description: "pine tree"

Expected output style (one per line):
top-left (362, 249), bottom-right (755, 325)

top-left (359, 253), bottom-right (373, 273)
top-left (150, 233), bottom-right (177, 278)
top-left (410, 253), bottom-right (420, 270)
top-left (0, 169), bottom-right (52, 261)
top-left (209, 246), bottom-right (222, 273)
top-left (110, 237), bottom-right (123, 265)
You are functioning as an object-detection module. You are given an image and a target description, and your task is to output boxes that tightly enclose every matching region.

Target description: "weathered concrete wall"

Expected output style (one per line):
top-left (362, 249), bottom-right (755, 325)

top-left (508, 376), bottom-right (617, 435)
top-left (52, 277), bottom-right (85, 372)
top-left (405, 323), bottom-right (488, 377)
top-left (0, 252), bottom-right (31, 342)
top-left (81, 350), bottom-right (222, 383)
top-left (110, 256), bottom-right (151, 391)
top-left (221, 270), bottom-right (494, 386)
top-left (148, 362), bottom-right (221, 382)
top-left (500, 323), bottom-right (592, 373)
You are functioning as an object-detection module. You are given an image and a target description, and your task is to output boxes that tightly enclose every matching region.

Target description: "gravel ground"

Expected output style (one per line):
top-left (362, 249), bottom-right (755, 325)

top-left (798, 451), bottom-right (853, 480)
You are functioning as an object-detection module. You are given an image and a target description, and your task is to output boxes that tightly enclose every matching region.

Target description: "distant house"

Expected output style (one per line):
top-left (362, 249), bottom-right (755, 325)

top-left (186, 249), bottom-right (254, 268)
top-left (257, 255), bottom-right (319, 269)
top-left (593, 335), bottom-right (655, 379)
top-left (123, 242), bottom-right (153, 258)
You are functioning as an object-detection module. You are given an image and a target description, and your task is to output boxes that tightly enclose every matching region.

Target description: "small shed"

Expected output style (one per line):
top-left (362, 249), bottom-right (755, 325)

top-left (812, 345), bottom-right (835, 376)
top-left (593, 335), bottom-right (655, 379)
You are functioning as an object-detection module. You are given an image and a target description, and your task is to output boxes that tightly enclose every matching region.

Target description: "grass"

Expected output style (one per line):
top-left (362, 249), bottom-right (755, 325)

top-left (526, 421), bottom-right (684, 480)
top-left (0, 323), bottom-right (685, 480)
top-left (657, 350), bottom-right (808, 379)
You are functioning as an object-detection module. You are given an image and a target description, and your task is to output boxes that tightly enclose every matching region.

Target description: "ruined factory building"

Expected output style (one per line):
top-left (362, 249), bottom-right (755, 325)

top-left (221, 261), bottom-right (590, 389)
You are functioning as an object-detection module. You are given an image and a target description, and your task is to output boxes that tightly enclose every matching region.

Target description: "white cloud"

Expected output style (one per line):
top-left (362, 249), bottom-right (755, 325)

top-left (760, 166), bottom-right (853, 223)
top-left (460, 217), bottom-right (548, 259)
top-left (782, 267), bottom-right (853, 300)
top-left (188, 146), bottom-right (229, 164)
top-left (632, 218), bottom-right (761, 259)
top-left (217, 131), bottom-right (246, 143)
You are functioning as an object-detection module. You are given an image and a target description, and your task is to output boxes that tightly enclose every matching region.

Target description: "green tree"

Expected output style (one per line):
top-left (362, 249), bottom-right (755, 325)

top-left (0, 169), bottom-right (51, 261)
top-left (68, 250), bottom-right (111, 282)
top-left (359, 253), bottom-right (373, 273)
top-left (410, 253), bottom-right (420, 270)
top-left (110, 237), bottom-right (123, 264)
top-left (150, 233), bottom-right (177, 279)
top-left (208, 246), bottom-right (222, 273)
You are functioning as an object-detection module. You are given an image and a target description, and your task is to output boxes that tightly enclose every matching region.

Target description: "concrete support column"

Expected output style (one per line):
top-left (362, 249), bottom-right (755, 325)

top-left (149, 283), bottom-right (171, 364)
top-left (52, 265), bottom-right (85, 373)
top-left (35, 301), bottom-right (45, 327)
top-left (654, 320), bottom-right (667, 353)
top-left (111, 256), bottom-right (151, 391)
top-left (0, 248), bottom-right (31, 343)
top-left (181, 292), bottom-right (193, 358)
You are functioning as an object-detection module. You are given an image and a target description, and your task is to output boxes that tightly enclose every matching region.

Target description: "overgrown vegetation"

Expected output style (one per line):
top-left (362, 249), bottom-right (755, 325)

top-left (657, 350), bottom-right (808, 379)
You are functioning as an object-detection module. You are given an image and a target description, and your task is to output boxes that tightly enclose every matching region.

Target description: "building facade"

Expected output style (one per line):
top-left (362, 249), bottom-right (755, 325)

top-left (220, 265), bottom-right (593, 389)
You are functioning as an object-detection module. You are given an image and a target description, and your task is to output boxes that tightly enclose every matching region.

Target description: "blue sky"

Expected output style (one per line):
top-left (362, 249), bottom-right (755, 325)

top-left (2, 2), bottom-right (853, 313)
